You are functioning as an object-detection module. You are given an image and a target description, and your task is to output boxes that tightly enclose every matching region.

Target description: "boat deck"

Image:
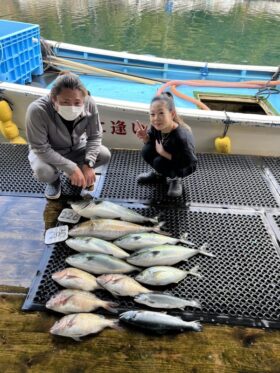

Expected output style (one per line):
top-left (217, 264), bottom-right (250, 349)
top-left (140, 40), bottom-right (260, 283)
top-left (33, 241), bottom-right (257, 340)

top-left (1, 144), bottom-right (280, 371)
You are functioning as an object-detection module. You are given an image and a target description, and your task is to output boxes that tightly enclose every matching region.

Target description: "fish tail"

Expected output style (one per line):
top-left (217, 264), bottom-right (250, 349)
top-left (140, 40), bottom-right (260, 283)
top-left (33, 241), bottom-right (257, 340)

top-left (187, 265), bottom-right (202, 278)
top-left (198, 243), bottom-right (215, 257)
top-left (191, 321), bottom-right (203, 332)
top-left (149, 215), bottom-right (159, 224)
top-left (153, 222), bottom-right (170, 235)
top-left (104, 301), bottom-right (119, 314)
top-left (110, 319), bottom-right (122, 330)
top-left (179, 232), bottom-right (196, 247)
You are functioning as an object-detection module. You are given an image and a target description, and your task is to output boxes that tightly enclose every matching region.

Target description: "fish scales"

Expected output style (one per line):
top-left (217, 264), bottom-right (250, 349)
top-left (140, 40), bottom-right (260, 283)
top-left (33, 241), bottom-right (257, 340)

top-left (68, 219), bottom-right (166, 240)
top-left (71, 200), bottom-right (158, 223)
top-left (114, 232), bottom-right (195, 251)
top-left (97, 274), bottom-right (151, 297)
top-left (127, 244), bottom-right (213, 267)
top-left (66, 253), bottom-right (139, 274)
top-left (50, 313), bottom-right (119, 341)
top-left (66, 237), bottom-right (129, 258)
top-left (120, 310), bottom-right (202, 333)
top-left (45, 289), bottom-right (118, 314)
top-left (51, 267), bottom-right (101, 291)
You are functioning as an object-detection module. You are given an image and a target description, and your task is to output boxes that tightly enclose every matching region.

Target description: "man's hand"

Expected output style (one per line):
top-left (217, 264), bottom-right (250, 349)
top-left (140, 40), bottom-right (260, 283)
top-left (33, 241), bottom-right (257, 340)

top-left (69, 167), bottom-right (87, 188)
top-left (135, 120), bottom-right (149, 143)
top-left (82, 164), bottom-right (96, 188)
top-left (156, 140), bottom-right (172, 160)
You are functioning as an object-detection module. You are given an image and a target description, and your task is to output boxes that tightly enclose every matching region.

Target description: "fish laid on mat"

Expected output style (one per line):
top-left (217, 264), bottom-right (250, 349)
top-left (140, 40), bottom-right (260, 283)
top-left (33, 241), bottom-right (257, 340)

top-left (46, 289), bottom-right (118, 314)
top-left (119, 310), bottom-right (202, 333)
top-left (50, 313), bottom-right (119, 341)
top-left (66, 253), bottom-right (140, 274)
top-left (68, 219), bottom-right (166, 240)
top-left (114, 232), bottom-right (195, 251)
top-left (97, 274), bottom-right (151, 297)
top-left (66, 237), bottom-right (129, 258)
top-left (134, 292), bottom-right (201, 310)
top-left (135, 265), bottom-right (201, 286)
top-left (71, 200), bottom-right (158, 223)
top-left (126, 243), bottom-right (213, 267)
top-left (52, 267), bottom-right (102, 291)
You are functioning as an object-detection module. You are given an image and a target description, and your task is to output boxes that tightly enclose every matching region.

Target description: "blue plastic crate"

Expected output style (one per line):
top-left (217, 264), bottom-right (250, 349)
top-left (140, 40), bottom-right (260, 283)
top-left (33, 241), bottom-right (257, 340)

top-left (0, 20), bottom-right (43, 84)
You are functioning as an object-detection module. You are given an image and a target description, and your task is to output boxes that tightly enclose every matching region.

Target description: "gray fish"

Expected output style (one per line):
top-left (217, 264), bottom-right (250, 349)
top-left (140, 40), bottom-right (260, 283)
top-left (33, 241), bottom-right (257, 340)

top-left (68, 219), bottom-right (166, 240)
top-left (119, 310), bottom-right (202, 333)
top-left (135, 265), bottom-right (201, 286)
top-left (127, 243), bottom-right (213, 267)
top-left (71, 200), bottom-right (158, 224)
top-left (66, 253), bottom-right (140, 274)
top-left (134, 292), bottom-right (201, 310)
top-left (97, 274), bottom-right (151, 297)
top-left (114, 232), bottom-right (195, 251)
top-left (66, 237), bottom-right (129, 258)
top-left (45, 289), bottom-right (118, 314)
top-left (52, 267), bottom-right (102, 291)
top-left (50, 313), bottom-right (119, 341)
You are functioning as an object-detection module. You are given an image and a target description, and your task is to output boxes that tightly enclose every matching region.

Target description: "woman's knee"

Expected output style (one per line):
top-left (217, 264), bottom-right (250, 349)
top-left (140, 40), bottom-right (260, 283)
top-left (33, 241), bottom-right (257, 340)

top-left (141, 143), bottom-right (155, 164)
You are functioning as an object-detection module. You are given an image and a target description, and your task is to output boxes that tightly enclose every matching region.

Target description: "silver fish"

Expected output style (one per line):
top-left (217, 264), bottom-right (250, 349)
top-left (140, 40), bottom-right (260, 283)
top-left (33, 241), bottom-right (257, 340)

top-left (66, 253), bottom-right (139, 274)
top-left (68, 219), bottom-right (166, 240)
top-left (119, 310), bottom-right (202, 333)
top-left (127, 243), bottom-right (213, 267)
top-left (52, 267), bottom-right (102, 291)
top-left (50, 313), bottom-right (119, 341)
top-left (134, 292), bottom-right (201, 310)
top-left (97, 274), bottom-right (151, 297)
top-left (66, 237), bottom-right (129, 258)
top-left (114, 232), bottom-right (195, 251)
top-left (45, 289), bottom-right (118, 314)
top-left (135, 265), bottom-right (201, 286)
top-left (71, 200), bottom-right (158, 224)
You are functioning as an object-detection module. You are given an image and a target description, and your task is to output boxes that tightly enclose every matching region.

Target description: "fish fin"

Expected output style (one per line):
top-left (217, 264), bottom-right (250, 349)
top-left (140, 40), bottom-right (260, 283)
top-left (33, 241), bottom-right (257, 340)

top-left (61, 295), bottom-right (74, 306)
top-left (198, 243), bottom-right (215, 257)
top-left (72, 336), bottom-right (82, 342)
top-left (187, 265), bottom-right (202, 278)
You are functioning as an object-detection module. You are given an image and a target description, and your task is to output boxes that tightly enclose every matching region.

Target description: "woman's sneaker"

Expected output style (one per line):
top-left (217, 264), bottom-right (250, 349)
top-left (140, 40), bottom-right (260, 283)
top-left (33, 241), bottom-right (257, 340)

top-left (137, 171), bottom-right (166, 184)
top-left (45, 178), bottom-right (61, 199)
top-left (167, 178), bottom-right (183, 197)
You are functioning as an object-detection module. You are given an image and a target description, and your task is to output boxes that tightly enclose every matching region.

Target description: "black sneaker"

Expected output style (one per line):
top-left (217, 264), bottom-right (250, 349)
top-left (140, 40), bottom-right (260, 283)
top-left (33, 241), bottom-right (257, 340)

top-left (167, 178), bottom-right (183, 197)
top-left (45, 178), bottom-right (61, 200)
top-left (137, 171), bottom-right (166, 184)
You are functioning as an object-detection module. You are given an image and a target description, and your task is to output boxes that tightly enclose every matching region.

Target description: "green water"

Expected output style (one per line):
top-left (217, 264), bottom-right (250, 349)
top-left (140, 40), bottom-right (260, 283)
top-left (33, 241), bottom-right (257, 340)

top-left (0, 0), bottom-right (279, 66)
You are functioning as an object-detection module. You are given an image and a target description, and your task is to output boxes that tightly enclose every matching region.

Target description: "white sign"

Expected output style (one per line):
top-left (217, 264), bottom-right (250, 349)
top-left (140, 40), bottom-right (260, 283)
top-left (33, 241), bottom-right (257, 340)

top-left (45, 225), bottom-right (69, 245)
top-left (58, 208), bottom-right (81, 224)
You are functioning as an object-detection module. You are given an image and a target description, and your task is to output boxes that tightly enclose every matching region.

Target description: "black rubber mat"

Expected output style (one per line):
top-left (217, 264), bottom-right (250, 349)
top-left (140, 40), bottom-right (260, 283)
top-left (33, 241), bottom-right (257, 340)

top-left (0, 144), bottom-right (99, 197)
top-left (96, 150), bottom-right (280, 208)
top-left (22, 205), bottom-right (280, 329)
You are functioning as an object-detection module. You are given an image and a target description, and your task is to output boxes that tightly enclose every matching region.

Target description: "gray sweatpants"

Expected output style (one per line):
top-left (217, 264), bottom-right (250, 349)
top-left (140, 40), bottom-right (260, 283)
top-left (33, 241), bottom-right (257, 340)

top-left (28, 145), bottom-right (111, 183)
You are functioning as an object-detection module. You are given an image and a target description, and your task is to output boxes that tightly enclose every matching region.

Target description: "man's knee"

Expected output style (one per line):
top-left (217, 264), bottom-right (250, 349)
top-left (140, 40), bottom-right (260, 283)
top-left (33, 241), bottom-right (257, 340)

top-left (33, 164), bottom-right (58, 183)
top-left (96, 146), bottom-right (111, 166)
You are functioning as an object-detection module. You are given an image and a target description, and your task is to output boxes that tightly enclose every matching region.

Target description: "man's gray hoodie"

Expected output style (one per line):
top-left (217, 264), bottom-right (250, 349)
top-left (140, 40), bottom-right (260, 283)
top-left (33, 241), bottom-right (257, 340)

top-left (26, 94), bottom-right (102, 175)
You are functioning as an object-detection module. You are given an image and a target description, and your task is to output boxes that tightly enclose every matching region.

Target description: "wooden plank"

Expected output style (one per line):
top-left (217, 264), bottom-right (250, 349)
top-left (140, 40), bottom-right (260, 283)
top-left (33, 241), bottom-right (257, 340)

top-left (0, 294), bottom-right (280, 372)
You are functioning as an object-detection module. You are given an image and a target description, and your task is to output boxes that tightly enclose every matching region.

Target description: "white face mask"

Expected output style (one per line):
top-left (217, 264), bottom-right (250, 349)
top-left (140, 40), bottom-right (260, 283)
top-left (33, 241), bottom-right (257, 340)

top-left (57, 105), bottom-right (84, 121)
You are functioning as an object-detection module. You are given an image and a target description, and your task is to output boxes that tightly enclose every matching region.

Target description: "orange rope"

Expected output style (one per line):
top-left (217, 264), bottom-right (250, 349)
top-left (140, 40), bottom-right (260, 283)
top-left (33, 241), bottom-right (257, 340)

top-left (170, 85), bottom-right (211, 110)
top-left (158, 79), bottom-right (280, 110)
